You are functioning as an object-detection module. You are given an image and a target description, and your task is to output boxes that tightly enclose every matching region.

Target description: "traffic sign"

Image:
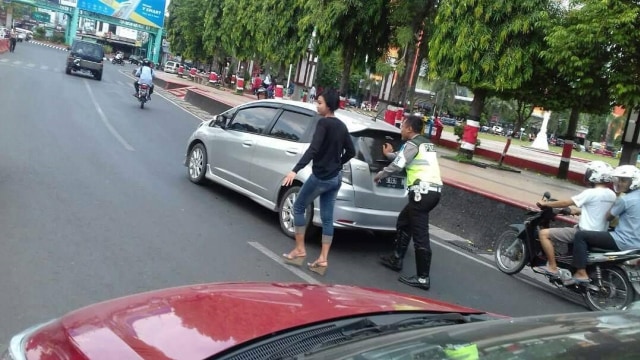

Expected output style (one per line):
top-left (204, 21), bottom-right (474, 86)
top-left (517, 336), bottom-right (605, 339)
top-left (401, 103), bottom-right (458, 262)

top-left (32, 11), bottom-right (51, 23)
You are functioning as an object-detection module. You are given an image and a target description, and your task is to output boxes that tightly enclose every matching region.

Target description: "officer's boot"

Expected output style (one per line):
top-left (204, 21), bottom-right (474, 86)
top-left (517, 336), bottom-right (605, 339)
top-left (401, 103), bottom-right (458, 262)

top-left (399, 248), bottom-right (431, 290)
top-left (379, 231), bottom-right (411, 272)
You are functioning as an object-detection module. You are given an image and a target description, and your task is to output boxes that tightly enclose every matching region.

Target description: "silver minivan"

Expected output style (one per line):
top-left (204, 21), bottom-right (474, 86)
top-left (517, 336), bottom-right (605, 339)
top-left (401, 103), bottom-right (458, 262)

top-left (164, 61), bottom-right (179, 74)
top-left (184, 99), bottom-right (407, 237)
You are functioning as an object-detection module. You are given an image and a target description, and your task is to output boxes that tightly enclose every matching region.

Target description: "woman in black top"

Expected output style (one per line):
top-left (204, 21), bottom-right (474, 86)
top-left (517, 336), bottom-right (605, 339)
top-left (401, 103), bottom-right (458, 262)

top-left (282, 89), bottom-right (355, 275)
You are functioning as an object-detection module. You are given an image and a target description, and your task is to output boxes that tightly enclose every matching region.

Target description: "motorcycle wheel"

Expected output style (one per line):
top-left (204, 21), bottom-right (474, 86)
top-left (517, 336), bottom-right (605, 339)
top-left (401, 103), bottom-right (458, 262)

top-left (140, 100), bottom-right (145, 109)
top-left (584, 266), bottom-right (634, 311)
top-left (494, 229), bottom-right (528, 275)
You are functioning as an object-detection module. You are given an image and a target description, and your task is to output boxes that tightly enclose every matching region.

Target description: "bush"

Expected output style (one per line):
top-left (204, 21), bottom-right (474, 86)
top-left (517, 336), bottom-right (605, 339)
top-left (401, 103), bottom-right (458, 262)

top-left (51, 34), bottom-right (65, 44)
top-left (103, 45), bottom-right (113, 55)
top-left (34, 27), bottom-right (45, 40)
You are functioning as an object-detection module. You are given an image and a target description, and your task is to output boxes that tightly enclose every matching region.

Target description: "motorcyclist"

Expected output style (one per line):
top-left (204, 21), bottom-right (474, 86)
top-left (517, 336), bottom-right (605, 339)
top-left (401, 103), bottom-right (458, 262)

top-left (533, 161), bottom-right (616, 277)
top-left (133, 58), bottom-right (155, 99)
top-left (569, 165), bottom-right (640, 285)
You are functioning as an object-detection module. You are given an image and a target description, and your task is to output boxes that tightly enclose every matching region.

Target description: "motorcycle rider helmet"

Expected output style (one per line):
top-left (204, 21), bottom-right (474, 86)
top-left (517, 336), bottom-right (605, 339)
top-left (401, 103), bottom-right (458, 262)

top-left (584, 160), bottom-right (614, 185)
top-left (611, 165), bottom-right (640, 193)
top-left (142, 58), bottom-right (151, 66)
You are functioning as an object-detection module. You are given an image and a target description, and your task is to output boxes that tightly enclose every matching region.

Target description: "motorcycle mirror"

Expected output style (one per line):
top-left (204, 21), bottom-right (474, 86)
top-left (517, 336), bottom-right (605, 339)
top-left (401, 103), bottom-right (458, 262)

top-left (543, 191), bottom-right (551, 200)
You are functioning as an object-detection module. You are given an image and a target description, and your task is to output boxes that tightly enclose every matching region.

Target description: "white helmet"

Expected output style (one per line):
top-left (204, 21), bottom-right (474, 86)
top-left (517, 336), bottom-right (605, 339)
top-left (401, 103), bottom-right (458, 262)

top-left (611, 165), bottom-right (640, 192)
top-left (584, 161), bottom-right (613, 184)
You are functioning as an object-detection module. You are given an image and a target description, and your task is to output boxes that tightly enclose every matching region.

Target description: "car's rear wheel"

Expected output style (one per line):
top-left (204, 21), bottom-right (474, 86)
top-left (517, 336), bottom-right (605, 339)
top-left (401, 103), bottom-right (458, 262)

top-left (65, 66), bottom-right (71, 75)
top-left (187, 143), bottom-right (207, 184)
top-left (95, 71), bottom-right (102, 81)
top-left (279, 186), bottom-right (312, 239)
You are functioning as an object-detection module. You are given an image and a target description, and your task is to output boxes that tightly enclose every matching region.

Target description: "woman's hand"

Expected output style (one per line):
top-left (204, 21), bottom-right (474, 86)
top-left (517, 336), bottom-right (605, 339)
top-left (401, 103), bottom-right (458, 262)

top-left (283, 171), bottom-right (297, 186)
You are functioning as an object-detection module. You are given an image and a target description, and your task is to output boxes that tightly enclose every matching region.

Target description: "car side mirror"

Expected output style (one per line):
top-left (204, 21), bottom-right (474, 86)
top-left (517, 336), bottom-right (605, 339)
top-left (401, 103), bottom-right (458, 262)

top-left (213, 114), bottom-right (228, 128)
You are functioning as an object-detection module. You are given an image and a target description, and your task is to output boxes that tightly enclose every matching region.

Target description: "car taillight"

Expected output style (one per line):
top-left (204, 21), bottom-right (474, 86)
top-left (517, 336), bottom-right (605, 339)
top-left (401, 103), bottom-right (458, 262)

top-left (342, 162), bottom-right (352, 184)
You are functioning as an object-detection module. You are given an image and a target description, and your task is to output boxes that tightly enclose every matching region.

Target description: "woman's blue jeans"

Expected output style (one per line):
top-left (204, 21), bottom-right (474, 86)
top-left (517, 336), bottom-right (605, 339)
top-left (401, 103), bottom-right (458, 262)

top-left (293, 172), bottom-right (342, 237)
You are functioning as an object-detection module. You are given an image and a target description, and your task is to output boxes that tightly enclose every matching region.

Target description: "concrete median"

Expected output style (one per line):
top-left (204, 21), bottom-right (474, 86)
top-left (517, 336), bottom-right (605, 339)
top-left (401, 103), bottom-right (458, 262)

top-left (0, 39), bottom-right (9, 54)
top-left (184, 88), bottom-right (233, 116)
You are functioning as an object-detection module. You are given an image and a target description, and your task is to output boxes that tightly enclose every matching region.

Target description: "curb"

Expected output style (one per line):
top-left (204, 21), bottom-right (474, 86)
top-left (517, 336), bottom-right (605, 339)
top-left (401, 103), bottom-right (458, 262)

top-left (28, 40), bottom-right (68, 52)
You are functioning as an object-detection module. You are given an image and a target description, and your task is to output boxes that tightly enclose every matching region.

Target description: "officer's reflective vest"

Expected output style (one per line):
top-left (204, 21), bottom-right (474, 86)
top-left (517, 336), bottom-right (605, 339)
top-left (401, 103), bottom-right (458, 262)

top-left (405, 135), bottom-right (442, 187)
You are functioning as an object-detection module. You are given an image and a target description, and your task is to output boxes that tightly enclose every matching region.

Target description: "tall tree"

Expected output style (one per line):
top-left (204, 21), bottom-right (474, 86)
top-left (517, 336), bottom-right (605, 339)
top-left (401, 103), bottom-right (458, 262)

top-left (545, 0), bottom-right (640, 166)
top-left (429, 0), bottom-right (551, 159)
top-left (165, 0), bottom-right (207, 62)
top-left (387, 0), bottom-right (438, 107)
top-left (541, 2), bottom-right (614, 178)
top-left (301, 0), bottom-right (391, 94)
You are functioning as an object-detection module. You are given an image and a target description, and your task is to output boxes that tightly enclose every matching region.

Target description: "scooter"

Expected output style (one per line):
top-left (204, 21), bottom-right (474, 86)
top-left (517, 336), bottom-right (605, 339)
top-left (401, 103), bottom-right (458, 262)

top-left (494, 192), bottom-right (640, 311)
top-left (136, 83), bottom-right (151, 109)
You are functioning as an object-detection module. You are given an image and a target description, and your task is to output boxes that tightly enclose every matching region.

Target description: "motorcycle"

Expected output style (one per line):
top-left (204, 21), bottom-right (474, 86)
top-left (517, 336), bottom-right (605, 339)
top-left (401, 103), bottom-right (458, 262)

top-left (111, 57), bottom-right (124, 65)
top-left (136, 83), bottom-right (151, 109)
top-left (494, 192), bottom-right (640, 311)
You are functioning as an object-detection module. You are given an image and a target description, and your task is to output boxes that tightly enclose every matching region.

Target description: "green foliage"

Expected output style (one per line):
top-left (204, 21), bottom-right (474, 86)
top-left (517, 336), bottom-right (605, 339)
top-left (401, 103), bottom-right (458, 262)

top-left (429, 0), bottom-right (549, 92)
top-left (34, 27), bottom-right (45, 40)
top-left (51, 33), bottom-right (65, 44)
top-left (103, 45), bottom-right (113, 55)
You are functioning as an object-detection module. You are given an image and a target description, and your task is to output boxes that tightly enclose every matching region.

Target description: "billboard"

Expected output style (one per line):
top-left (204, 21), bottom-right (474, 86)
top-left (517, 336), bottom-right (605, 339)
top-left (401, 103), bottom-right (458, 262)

top-left (77, 0), bottom-right (165, 28)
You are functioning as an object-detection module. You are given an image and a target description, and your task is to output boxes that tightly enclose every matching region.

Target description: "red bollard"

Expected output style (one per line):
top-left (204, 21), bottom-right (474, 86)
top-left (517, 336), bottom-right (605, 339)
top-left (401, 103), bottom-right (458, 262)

top-left (236, 77), bottom-right (245, 95)
top-left (461, 120), bottom-right (480, 151)
top-left (433, 119), bottom-right (444, 144)
top-left (275, 85), bottom-right (284, 99)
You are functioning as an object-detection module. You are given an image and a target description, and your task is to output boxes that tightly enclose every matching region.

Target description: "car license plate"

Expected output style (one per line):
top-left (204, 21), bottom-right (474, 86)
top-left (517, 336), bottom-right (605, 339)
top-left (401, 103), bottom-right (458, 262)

top-left (379, 176), bottom-right (405, 189)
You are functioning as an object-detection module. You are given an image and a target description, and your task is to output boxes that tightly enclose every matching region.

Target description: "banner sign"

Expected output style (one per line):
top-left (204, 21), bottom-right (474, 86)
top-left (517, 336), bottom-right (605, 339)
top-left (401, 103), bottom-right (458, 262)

top-left (60, 0), bottom-right (78, 7)
top-left (77, 0), bottom-right (165, 28)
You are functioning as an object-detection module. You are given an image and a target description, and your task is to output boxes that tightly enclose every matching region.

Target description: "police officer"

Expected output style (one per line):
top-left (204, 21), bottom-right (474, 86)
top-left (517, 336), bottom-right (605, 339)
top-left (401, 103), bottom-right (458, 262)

top-left (373, 115), bottom-right (443, 290)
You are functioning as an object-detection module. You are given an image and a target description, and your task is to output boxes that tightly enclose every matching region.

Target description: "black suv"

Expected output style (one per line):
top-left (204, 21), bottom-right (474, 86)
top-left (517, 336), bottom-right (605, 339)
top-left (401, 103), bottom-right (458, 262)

top-left (65, 40), bottom-right (104, 81)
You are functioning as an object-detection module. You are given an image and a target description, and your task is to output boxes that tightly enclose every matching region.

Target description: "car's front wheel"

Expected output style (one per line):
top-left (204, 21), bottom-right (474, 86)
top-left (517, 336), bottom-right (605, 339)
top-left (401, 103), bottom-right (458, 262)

top-left (187, 143), bottom-right (207, 184)
top-left (279, 186), bottom-right (313, 238)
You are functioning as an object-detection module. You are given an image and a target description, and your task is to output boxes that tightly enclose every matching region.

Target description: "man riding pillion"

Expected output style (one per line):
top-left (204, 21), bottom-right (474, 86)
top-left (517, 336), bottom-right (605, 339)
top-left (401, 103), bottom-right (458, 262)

top-left (569, 165), bottom-right (640, 285)
top-left (533, 161), bottom-right (616, 278)
top-left (374, 115), bottom-right (443, 290)
top-left (133, 59), bottom-right (155, 99)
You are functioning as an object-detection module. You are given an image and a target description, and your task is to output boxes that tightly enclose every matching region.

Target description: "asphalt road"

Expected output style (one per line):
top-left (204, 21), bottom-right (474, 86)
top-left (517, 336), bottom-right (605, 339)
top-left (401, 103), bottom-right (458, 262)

top-left (0, 43), bottom-right (586, 346)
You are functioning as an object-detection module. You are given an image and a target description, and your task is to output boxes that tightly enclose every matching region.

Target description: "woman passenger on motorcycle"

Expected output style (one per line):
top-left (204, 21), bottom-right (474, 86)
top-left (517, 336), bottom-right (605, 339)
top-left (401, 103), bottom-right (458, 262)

top-left (569, 165), bottom-right (640, 285)
top-left (533, 161), bottom-right (616, 277)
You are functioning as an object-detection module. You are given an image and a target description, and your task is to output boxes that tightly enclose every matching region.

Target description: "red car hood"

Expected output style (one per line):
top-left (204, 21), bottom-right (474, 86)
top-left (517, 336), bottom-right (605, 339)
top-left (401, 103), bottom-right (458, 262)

top-left (22, 282), bottom-right (485, 359)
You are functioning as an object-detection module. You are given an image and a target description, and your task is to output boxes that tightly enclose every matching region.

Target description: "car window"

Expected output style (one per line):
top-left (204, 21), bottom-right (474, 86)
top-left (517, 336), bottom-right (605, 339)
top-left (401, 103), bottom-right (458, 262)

top-left (228, 107), bottom-right (278, 134)
top-left (351, 130), bottom-right (403, 172)
top-left (268, 110), bottom-right (314, 142)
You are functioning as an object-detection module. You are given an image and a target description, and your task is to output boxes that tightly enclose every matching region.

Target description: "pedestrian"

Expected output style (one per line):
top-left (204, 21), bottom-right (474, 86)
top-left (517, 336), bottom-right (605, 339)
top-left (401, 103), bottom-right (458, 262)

top-left (374, 115), bottom-right (443, 290)
top-left (9, 27), bottom-right (17, 53)
top-left (282, 88), bottom-right (356, 275)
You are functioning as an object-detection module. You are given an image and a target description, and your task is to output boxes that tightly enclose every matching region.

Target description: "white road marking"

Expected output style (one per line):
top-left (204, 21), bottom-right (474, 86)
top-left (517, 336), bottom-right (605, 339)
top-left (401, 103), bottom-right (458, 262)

top-left (0, 58), bottom-right (8, 62)
top-left (83, 80), bottom-right (135, 151)
top-left (13, 61), bottom-right (21, 65)
top-left (27, 63), bottom-right (35, 68)
top-left (40, 65), bottom-right (49, 70)
top-left (248, 241), bottom-right (322, 285)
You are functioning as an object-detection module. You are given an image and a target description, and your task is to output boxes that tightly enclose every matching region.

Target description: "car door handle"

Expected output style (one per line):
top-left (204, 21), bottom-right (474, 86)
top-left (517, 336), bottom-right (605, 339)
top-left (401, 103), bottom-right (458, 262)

top-left (285, 148), bottom-right (299, 155)
top-left (242, 140), bottom-right (254, 147)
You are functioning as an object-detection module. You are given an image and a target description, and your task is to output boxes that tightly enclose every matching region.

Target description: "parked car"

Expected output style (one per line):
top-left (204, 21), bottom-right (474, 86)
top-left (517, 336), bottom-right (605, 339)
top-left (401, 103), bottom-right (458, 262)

top-left (5, 282), bottom-right (640, 359)
top-left (440, 117), bottom-right (457, 126)
top-left (491, 125), bottom-right (504, 135)
top-left (185, 99), bottom-right (407, 238)
top-left (163, 60), bottom-right (179, 74)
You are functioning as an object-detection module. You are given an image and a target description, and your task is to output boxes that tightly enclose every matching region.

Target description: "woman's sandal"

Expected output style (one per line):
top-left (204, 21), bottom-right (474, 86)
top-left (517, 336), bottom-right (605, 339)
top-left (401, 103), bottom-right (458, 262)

top-left (282, 250), bottom-right (306, 266)
top-left (308, 260), bottom-right (328, 276)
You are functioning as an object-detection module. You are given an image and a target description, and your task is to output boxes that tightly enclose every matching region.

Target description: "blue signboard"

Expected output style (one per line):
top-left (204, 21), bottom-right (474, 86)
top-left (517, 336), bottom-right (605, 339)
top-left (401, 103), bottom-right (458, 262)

top-left (77, 0), bottom-right (165, 28)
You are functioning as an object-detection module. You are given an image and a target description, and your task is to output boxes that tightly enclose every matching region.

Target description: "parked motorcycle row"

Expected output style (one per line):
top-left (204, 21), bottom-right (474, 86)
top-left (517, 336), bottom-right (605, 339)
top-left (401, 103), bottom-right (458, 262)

top-left (495, 192), bottom-right (640, 311)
